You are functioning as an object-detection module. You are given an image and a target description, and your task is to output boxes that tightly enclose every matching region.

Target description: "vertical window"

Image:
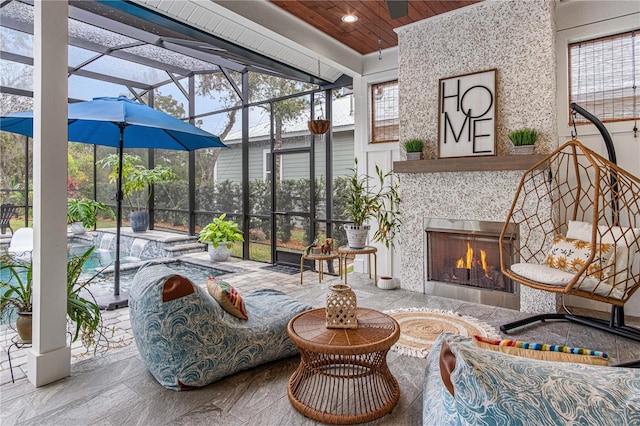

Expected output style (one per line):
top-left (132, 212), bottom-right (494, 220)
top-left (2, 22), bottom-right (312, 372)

top-left (371, 80), bottom-right (399, 143)
top-left (568, 30), bottom-right (638, 124)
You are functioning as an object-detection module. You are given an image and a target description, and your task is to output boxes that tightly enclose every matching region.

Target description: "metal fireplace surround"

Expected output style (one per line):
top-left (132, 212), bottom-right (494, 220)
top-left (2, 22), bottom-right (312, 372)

top-left (424, 218), bottom-right (519, 310)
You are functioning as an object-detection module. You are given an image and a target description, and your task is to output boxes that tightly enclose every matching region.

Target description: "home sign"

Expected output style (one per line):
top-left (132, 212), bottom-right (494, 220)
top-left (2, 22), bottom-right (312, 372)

top-left (438, 69), bottom-right (496, 158)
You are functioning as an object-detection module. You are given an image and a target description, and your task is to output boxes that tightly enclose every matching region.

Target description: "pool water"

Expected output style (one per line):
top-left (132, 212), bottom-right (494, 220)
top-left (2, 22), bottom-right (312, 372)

top-left (2, 243), bottom-right (228, 322)
top-left (94, 260), bottom-right (227, 294)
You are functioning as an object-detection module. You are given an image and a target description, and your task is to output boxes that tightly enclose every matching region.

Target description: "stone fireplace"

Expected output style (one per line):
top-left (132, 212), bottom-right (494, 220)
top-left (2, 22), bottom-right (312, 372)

top-left (424, 218), bottom-right (519, 309)
top-left (394, 156), bottom-right (557, 313)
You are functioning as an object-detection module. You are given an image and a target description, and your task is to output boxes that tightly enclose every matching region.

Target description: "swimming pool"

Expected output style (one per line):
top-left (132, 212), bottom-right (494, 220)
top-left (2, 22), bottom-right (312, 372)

top-left (93, 260), bottom-right (227, 294)
top-left (2, 243), bottom-right (228, 322)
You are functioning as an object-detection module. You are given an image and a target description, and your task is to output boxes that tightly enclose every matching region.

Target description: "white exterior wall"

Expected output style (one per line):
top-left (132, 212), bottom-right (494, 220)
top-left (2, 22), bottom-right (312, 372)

top-left (556, 0), bottom-right (640, 316)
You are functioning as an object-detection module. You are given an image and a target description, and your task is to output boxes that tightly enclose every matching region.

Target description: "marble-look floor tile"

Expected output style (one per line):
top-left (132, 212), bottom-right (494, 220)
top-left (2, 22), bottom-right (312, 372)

top-left (23, 382), bottom-right (143, 425)
top-left (168, 401), bottom-right (245, 426)
top-left (2, 259), bottom-right (638, 426)
top-left (0, 390), bottom-right (39, 426)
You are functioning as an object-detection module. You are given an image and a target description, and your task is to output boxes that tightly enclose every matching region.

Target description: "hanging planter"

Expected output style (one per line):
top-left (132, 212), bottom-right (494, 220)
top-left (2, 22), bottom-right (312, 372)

top-left (308, 119), bottom-right (330, 135)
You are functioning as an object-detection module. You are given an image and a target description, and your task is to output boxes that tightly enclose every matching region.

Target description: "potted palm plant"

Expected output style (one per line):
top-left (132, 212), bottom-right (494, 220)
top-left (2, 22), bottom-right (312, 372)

top-left (67, 198), bottom-right (114, 235)
top-left (97, 153), bottom-right (175, 232)
top-left (508, 128), bottom-right (538, 155)
top-left (341, 158), bottom-right (401, 249)
top-left (403, 138), bottom-right (424, 160)
top-left (1, 247), bottom-right (102, 345)
top-left (0, 254), bottom-right (32, 342)
top-left (198, 213), bottom-right (244, 262)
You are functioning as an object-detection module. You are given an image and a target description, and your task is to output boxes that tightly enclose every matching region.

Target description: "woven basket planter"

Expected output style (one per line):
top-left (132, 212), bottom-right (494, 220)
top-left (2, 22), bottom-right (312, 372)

top-left (308, 119), bottom-right (330, 135)
top-left (326, 284), bottom-right (358, 329)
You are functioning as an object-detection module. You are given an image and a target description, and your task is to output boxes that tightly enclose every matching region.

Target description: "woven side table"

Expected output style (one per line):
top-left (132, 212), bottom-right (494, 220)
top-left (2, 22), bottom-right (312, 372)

top-left (337, 245), bottom-right (377, 286)
top-left (299, 252), bottom-right (340, 285)
top-left (287, 308), bottom-right (400, 425)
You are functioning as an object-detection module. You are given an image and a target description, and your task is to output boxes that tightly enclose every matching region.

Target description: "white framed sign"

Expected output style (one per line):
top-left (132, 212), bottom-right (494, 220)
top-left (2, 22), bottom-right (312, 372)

top-left (438, 69), bottom-right (496, 158)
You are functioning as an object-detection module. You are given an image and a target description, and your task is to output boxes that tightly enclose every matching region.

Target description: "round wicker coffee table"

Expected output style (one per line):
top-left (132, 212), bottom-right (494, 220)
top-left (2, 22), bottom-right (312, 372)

top-left (287, 308), bottom-right (400, 425)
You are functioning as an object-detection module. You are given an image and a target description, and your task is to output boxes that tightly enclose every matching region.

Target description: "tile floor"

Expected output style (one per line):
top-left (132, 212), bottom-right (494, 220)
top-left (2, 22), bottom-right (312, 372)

top-left (2, 253), bottom-right (640, 425)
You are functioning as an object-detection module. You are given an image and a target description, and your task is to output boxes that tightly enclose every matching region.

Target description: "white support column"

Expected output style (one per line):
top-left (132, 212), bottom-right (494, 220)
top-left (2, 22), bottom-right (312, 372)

top-left (27, 0), bottom-right (70, 387)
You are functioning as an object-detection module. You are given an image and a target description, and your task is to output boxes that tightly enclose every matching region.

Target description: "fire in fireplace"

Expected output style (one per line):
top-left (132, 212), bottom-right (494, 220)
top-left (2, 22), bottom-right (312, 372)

top-left (425, 219), bottom-right (517, 295)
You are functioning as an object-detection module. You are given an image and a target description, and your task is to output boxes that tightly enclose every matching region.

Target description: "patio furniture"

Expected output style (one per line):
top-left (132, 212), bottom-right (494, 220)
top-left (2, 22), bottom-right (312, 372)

top-left (0, 203), bottom-right (16, 235)
top-left (287, 308), bottom-right (400, 424)
top-left (299, 252), bottom-right (340, 285)
top-left (128, 263), bottom-right (312, 391)
top-left (337, 245), bottom-right (377, 286)
top-left (499, 139), bottom-right (640, 342)
top-left (423, 333), bottom-right (640, 425)
top-left (8, 227), bottom-right (33, 261)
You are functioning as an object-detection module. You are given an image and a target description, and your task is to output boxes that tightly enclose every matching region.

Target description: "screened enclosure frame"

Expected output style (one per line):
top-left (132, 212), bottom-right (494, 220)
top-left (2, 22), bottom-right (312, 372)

top-left (0, 0), bottom-right (353, 262)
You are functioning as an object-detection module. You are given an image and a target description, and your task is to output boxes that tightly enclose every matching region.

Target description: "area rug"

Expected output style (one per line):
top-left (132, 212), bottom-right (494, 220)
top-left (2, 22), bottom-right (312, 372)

top-left (384, 308), bottom-right (501, 358)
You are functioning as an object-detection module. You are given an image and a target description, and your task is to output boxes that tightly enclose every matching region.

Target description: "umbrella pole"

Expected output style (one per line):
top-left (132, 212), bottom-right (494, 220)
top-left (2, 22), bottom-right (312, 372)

top-left (114, 126), bottom-right (124, 297)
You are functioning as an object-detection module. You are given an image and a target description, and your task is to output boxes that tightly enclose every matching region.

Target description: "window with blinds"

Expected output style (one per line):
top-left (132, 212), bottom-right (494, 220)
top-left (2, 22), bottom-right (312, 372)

top-left (371, 80), bottom-right (399, 143)
top-left (568, 30), bottom-right (638, 125)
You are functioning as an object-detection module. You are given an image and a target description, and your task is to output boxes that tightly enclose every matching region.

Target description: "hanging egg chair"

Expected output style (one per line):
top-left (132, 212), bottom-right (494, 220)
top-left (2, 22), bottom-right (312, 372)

top-left (499, 108), bottom-right (640, 343)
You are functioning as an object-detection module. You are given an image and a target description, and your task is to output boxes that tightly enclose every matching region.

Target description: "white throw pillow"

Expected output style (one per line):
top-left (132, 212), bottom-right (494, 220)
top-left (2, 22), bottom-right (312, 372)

top-left (566, 220), bottom-right (593, 241)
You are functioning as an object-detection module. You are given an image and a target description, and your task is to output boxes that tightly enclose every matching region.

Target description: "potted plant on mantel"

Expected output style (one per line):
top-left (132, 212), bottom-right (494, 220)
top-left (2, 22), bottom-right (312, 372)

top-left (97, 153), bottom-right (176, 233)
top-left (67, 198), bottom-right (114, 235)
top-left (508, 128), bottom-right (538, 155)
top-left (0, 247), bottom-right (102, 345)
top-left (342, 158), bottom-right (401, 249)
top-left (402, 138), bottom-right (424, 161)
top-left (198, 213), bottom-right (245, 262)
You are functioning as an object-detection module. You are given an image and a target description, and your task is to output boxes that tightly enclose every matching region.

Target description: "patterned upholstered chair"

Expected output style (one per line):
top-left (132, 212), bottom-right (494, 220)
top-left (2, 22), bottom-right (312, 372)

top-left (129, 264), bottom-right (312, 390)
top-left (423, 333), bottom-right (640, 425)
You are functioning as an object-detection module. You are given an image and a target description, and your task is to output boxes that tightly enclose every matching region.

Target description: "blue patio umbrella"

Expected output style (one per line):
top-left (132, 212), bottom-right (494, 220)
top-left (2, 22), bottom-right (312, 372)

top-left (1, 97), bottom-right (226, 305)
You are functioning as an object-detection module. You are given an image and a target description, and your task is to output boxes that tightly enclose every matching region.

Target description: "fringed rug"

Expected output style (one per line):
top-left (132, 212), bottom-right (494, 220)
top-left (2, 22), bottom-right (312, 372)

top-left (385, 308), bottom-right (501, 358)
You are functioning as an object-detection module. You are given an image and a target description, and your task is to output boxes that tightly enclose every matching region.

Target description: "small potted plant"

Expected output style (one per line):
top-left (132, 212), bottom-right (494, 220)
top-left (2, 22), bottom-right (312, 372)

top-left (198, 213), bottom-right (245, 262)
top-left (508, 128), bottom-right (538, 155)
top-left (403, 138), bottom-right (424, 160)
top-left (97, 153), bottom-right (175, 232)
top-left (0, 246), bottom-right (101, 345)
top-left (0, 253), bottom-right (33, 342)
top-left (341, 158), bottom-right (401, 249)
top-left (67, 198), bottom-right (114, 235)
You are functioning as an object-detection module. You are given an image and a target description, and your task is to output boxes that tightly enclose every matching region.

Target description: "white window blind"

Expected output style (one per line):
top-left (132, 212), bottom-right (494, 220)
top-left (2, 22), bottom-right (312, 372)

top-left (371, 80), bottom-right (399, 143)
top-left (568, 30), bottom-right (638, 125)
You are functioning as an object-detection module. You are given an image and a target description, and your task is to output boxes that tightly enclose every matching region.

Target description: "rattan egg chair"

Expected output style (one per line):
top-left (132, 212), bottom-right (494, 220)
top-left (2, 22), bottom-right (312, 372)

top-left (499, 139), bottom-right (640, 343)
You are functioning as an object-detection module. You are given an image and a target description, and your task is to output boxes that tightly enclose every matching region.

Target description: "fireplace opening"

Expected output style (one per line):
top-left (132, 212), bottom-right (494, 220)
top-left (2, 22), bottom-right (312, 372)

top-left (425, 219), bottom-right (518, 297)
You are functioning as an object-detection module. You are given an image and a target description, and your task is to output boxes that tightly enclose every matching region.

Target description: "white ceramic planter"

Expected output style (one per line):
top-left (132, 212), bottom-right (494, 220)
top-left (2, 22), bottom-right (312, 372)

top-left (344, 224), bottom-right (370, 249)
top-left (377, 276), bottom-right (398, 290)
top-left (69, 222), bottom-right (86, 235)
top-left (208, 243), bottom-right (231, 262)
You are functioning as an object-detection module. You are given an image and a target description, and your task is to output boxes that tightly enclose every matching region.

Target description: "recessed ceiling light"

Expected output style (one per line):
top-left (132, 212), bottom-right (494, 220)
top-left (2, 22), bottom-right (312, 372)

top-left (341, 15), bottom-right (358, 23)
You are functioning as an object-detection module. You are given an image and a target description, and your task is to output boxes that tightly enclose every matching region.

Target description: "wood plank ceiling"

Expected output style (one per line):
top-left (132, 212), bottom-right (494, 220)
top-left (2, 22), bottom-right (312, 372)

top-left (269, 0), bottom-right (481, 55)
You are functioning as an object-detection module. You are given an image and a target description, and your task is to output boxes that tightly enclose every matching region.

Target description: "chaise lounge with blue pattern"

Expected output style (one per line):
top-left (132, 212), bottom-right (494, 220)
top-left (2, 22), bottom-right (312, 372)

top-left (423, 333), bottom-right (640, 425)
top-left (129, 264), bottom-right (312, 390)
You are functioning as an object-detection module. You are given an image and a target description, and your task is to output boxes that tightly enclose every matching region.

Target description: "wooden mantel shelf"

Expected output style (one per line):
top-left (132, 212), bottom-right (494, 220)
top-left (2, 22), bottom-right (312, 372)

top-left (393, 154), bottom-right (547, 174)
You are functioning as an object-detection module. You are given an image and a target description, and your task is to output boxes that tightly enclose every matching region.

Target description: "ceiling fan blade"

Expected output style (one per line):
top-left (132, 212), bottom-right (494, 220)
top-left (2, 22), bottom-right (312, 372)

top-left (386, 0), bottom-right (408, 19)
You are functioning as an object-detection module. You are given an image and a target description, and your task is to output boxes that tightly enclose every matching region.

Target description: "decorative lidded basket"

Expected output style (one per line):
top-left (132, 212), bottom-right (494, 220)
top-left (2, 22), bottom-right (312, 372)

top-left (326, 284), bottom-right (358, 329)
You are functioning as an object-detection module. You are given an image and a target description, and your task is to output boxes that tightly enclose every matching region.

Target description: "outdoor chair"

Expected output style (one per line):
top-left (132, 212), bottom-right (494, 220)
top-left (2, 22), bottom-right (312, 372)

top-left (8, 227), bottom-right (33, 261)
top-left (1, 203), bottom-right (16, 235)
top-left (499, 140), bottom-right (640, 342)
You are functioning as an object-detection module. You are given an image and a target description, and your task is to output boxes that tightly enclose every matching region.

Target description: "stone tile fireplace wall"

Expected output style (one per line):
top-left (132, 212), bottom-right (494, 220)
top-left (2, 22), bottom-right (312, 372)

top-left (398, 167), bottom-right (557, 313)
top-left (395, 0), bottom-right (559, 313)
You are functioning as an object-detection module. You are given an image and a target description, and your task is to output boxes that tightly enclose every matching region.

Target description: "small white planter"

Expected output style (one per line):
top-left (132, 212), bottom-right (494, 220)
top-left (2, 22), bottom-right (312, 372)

top-left (377, 276), bottom-right (398, 290)
top-left (406, 152), bottom-right (423, 161)
top-left (208, 243), bottom-right (231, 262)
top-left (510, 145), bottom-right (535, 155)
top-left (69, 222), bottom-right (86, 235)
top-left (344, 224), bottom-right (370, 249)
